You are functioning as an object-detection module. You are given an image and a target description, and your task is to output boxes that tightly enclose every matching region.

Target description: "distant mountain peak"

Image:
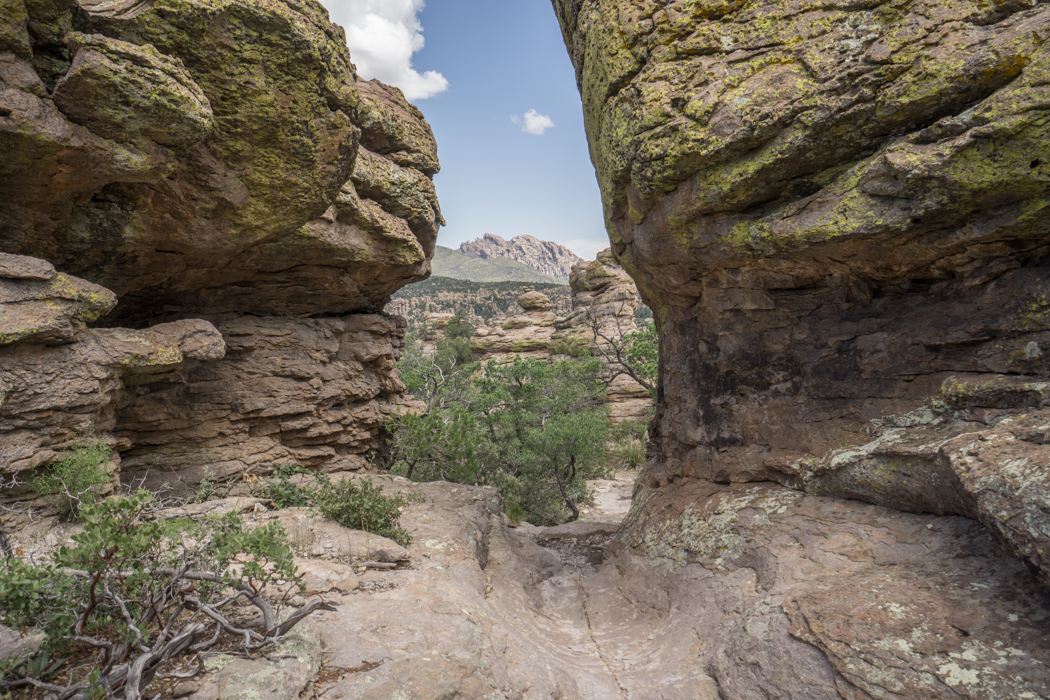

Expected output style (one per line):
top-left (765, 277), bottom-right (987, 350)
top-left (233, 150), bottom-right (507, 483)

top-left (459, 234), bottom-right (583, 281)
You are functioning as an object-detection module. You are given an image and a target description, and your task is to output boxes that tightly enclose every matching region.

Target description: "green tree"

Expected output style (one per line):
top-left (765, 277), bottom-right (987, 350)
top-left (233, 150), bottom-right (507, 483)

top-left (392, 333), bottom-right (481, 482)
top-left (390, 351), bottom-right (611, 525)
top-left (588, 310), bottom-right (658, 399)
top-left (444, 312), bottom-right (475, 339)
top-left (474, 357), bottom-right (609, 523)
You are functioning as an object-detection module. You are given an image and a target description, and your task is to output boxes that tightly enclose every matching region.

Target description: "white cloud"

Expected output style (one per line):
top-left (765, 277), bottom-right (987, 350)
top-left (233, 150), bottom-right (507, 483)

top-left (512, 109), bottom-right (556, 136)
top-left (565, 238), bottom-right (609, 261)
top-left (322, 0), bottom-right (448, 101)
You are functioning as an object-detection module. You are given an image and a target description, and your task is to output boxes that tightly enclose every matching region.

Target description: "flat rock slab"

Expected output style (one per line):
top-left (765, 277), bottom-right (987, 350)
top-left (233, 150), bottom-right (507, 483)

top-left (188, 620), bottom-right (321, 700)
top-left (265, 507), bottom-right (410, 563)
top-left (0, 625), bottom-right (45, 665)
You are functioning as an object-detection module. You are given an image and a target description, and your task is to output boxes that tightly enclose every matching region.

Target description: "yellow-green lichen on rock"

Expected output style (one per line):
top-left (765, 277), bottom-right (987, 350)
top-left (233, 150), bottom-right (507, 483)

top-left (2, 0), bottom-right (441, 322)
top-left (0, 0), bottom-right (31, 59)
top-left (554, 0), bottom-right (1050, 603)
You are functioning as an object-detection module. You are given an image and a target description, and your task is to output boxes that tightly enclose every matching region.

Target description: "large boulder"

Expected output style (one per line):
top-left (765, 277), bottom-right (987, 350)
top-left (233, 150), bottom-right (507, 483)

top-left (553, 0), bottom-right (1050, 576)
top-left (1, 0), bottom-right (441, 322)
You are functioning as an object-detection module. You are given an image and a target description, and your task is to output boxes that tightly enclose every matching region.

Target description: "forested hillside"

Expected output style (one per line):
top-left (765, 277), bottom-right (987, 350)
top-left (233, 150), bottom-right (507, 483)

top-left (388, 277), bottom-right (571, 330)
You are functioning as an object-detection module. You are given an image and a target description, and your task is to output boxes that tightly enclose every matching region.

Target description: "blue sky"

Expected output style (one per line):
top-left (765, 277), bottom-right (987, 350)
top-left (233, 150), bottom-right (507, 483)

top-left (319, 0), bottom-right (610, 261)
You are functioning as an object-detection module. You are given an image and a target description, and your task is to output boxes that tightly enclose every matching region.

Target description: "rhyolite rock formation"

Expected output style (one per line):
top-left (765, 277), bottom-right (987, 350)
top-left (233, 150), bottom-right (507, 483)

top-left (0, 253), bottom-right (225, 481)
top-left (551, 0), bottom-right (1050, 695)
top-left (551, 249), bottom-right (652, 423)
top-left (461, 258), bottom-right (654, 424)
top-left (0, 0), bottom-right (441, 491)
top-left (460, 233), bottom-right (583, 281)
top-left (471, 287), bottom-right (559, 359)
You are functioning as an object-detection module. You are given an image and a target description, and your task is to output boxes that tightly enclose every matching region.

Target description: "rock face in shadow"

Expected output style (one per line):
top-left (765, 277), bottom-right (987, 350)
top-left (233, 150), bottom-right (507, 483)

top-left (0, 255), bottom-right (225, 480)
top-left (552, 0), bottom-right (1050, 575)
top-left (552, 0), bottom-right (1050, 693)
top-left (0, 0), bottom-right (440, 490)
top-left (117, 314), bottom-right (417, 488)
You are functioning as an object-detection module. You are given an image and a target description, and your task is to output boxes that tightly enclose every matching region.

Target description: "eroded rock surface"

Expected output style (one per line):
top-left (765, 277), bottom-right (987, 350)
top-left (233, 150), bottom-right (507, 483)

top-left (117, 314), bottom-right (417, 489)
top-left (293, 477), bottom-right (1050, 699)
top-left (459, 233), bottom-right (583, 281)
top-left (0, 260), bottom-right (225, 475)
top-left (0, 0), bottom-right (441, 486)
top-left (1, 0), bottom-right (441, 321)
top-left (550, 0), bottom-right (1050, 693)
top-left (551, 250), bottom-right (652, 423)
top-left (553, 0), bottom-right (1050, 579)
top-left (471, 288), bottom-right (559, 360)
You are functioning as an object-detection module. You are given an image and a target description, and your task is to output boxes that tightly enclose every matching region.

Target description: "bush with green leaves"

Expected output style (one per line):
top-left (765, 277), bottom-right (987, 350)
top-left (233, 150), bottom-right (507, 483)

top-left (27, 441), bottom-right (112, 519)
top-left (390, 342), bottom-right (612, 525)
top-left (255, 467), bottom-right (418, 547)
top-left (312, 474), bottom-right (419, 547)
top-left (0, 490), bottom-right (323, 699)
top-left (620, 323), bottom-right (658, 398)
top-left (261, 463), bottom-right (312, 508)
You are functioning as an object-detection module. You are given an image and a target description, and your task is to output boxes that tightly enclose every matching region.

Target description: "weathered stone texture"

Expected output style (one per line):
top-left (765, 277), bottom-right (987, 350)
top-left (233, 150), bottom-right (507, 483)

top-left (553, 0), bottom-right (1050, 691)
top-left (117, 314), bottom-right (418, 492)
top-left (551, 250), bottom-right (652, 423)
top-left (0, 0), bottom-right (441, 488)
top-left (554, 0), bottom-right (1050, 576)
top-left (459, 233), bottom-right (584, 281)
top-left (1, 0), bottom-right (440, 322)
top-left (471, 288), bottom-right (559, 359)
top-left (0, 262), bottom-right (225, 474)
top-left (616, 481), bottom-right (1050, 699)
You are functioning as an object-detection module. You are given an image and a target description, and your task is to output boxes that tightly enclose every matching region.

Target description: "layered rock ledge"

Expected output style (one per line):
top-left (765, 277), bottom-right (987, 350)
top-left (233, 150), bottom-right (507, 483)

top-left (0, 0), bottom-right (441, 491)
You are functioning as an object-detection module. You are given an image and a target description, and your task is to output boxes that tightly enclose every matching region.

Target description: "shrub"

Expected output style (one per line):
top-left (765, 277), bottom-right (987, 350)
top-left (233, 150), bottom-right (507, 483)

top-left (255, 468), bottom-right (418, 548)
top-left (0, 491), bottom-right (321, 699)
top-left (27, 441), bottom-right (111, 519)
top-left (261, 463), bottom-right (311, 508)
top-left (391, 353), bottom-right (612, 525)
top-left (312, 474), bottom-right (419, 547)
top-left (610, 436), bottom-right (646, 469)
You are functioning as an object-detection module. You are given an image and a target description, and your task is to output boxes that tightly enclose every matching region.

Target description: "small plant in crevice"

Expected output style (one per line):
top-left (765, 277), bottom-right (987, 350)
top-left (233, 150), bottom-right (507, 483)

top-left (255, 465), bottom-right (419, 547)
top-left (312, 474), bottom-right (421, 548)
top-left (27, 440), bottom-right (112, 519)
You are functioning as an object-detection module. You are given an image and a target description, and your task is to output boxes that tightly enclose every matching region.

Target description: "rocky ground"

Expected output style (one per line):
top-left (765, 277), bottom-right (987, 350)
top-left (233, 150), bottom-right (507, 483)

top-left (6, 469), bottom-right (1049, 699)
top-left (184, 468), bottom-right (1044, 700)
